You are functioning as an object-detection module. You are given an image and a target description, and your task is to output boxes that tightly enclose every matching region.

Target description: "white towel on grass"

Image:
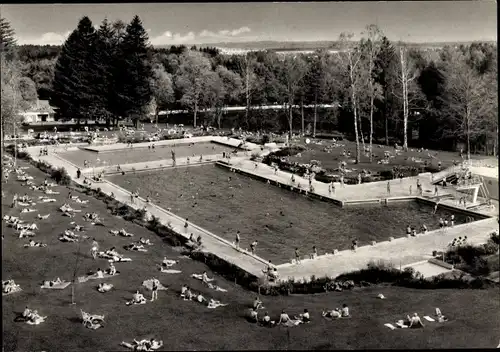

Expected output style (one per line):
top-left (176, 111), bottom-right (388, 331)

top-left (384, 323), bottom-right (396, 330)
top-left (423, 316), bottom-right (435, 322)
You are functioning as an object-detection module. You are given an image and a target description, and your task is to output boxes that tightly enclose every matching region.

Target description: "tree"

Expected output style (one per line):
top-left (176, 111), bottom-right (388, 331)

top-left (360, 25), bottom-right (384, 162)
top-left (239, 53), bottom-right (258, 129)
top-left (17, 77), bottom-right (37, 110)
top-left (280, 54), bottom-right (308, 139)
top-left (395, 43), bottom-right (421, 151)
top-left (374, 37), bottom-right (400, 145)
top-left (50, 16), bottom-right (98, 123)
top-left (441, 49), bottom-right (497, 160)
top-left (336, 32), bottom-right (364, 163)
top-left (175, 50), bottom-right (213, 127)
top-left (1, 17), bottom-right (17, 59)
top-left (114, 15), bottom-right (153, 127)
top-left (150, 64), bottom-right (174, 124)
top-left (1, 55), bottom-right (21, 138)
top-left (93, 18), bottom-right (121, 127)
top-left (304, 50), bottom-right (333, 137)
top-left (209, 65), bottom-right (242, 128)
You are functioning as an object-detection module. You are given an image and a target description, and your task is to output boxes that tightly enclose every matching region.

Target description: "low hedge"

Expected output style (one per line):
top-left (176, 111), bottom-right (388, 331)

top-left (5, 146), bottom-right (71, 186)
top-left (74, 185), bottom-right (188, 248)
top-left (443, 233), bottom-right (500, 276)
top-left (189, 251), bottom-right (260, 286)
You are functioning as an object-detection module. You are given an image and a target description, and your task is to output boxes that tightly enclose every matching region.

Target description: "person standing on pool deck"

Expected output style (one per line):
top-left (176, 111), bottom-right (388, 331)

top-left (358, 173), bottom-right (362, 185)
top-left (250, 240), bottom-right (258, 255)
top-left (235, 231), bottom-right (240, 249)
top-left (295, 248), bottom-right (301, 264)
top-left (387, 181), bottom-right (391, 195)
top-left (184, 219), bottom-right (189, 233)
top-left (171, 150), bottom-right (176, 167)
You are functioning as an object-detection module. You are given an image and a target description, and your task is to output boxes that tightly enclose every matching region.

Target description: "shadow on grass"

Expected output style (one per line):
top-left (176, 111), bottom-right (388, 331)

top-left (67, 316), bottom-right (81, 324)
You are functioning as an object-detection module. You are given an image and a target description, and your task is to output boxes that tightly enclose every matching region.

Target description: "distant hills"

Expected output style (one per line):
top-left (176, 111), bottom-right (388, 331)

top-left (158, 40), bottom-right (496, 51)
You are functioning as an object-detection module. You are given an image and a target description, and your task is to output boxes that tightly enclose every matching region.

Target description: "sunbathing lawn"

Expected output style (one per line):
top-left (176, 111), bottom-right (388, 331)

top-left (289, 138), bottom-right (498, 175)
top-left (107, 165), bottom-right (476, 265)
top-left (59, 142), bottom-right (237, 168)
top-left (3, 159), bottom-right (500, 351)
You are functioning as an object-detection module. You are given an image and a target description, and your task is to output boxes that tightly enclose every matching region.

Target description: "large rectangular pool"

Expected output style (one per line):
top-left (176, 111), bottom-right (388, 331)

top-left (60, 142), bottom-right (237, 167)
top-left (107, 165), bottom-right (476, 264)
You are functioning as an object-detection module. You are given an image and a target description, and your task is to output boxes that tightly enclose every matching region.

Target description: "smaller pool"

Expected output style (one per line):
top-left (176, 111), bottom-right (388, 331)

top-left (59, 142), bottom-right (237, 167)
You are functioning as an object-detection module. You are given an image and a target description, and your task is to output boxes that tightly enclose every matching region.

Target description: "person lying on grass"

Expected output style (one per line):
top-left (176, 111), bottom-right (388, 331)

top-left (253, 297), bottom-right (264, 310)
top-left (341, 304), bottom-right (350, 317)
top-left (107, 263), bottom-right (117, 276)
top-left (294, 309), bottom-right (310, 323)
top-left (97, 283), bottom-right (113, 292)
top-left (121, 338), bottom-right (163, 351)
top-left (322, 308), bottom-right (342, 318)
top-left (25, 309), bottom-right (47, 325)
top-left (24, 240), bottom-right (47, 248)
top-left (42, 278), bottom-right (64, 287)
top-left (408, 313), bottom-right (424, 328)
top-left (3, 280), bottom-right (21, 294)
top-left (126, 290), bottom-right (147, 305)
top-left (248, 307), bottom-right (259, 323)
top-left (277, 309), bottom-right (302, 326)
top-left (139, 237), bottom-right (152, 245)
top-left (162, 258), bottom-right (178, 267)
top-left (435, 308), bottom-right (449, 323)
top-left (124, 243), bottom-right (147, 252)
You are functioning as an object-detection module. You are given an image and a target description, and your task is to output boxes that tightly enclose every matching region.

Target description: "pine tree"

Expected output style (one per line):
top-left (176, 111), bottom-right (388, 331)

top-left (114, 15), bottom-right (153, 127)
top-left (1, 17), bottom-right (17, 60)
top-left (50, 16), bottom-right (97, 123)
top-left (93, 18), bottom-right (119, 127)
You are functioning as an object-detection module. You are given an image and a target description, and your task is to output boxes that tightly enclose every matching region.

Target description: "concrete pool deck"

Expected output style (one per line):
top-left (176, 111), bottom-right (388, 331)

top-left (25, 140), bottom-right (499, 283)
top-left (81, 135), bottom-right (263, 152)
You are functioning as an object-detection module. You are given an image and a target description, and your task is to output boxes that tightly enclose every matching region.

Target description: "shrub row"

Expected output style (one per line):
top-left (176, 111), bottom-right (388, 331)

top-left (5, 146), bottom-right (71, 186)
top-left (73, 185), bottom-right (189, 248)
top-left (443, 233), bottom-right (500, 276)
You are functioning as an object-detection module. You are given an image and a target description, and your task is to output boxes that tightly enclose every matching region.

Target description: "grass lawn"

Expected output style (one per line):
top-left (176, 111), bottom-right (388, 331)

top-left (59, 142), bottom-right (236, 168)
top-left (3, 159), bottom-right (500, 351)
top-left (289, 138), bottom-right (498, 175)
top-left (107, 165), bottom-right (474, 265)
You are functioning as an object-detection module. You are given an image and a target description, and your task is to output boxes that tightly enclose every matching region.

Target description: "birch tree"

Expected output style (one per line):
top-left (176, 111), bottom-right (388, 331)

top-left (360, 25), bottom-right (384, 161)
top-left (239, 53), bottom-right (258, 129)
top-left (336, 32), bottom-right (364, 163)
top-left (395, 43), bottom-right (420, 151)
top-left (442, 49), bottom-right (497, 160)
top-left (281, 54), bottom-right (308, 139)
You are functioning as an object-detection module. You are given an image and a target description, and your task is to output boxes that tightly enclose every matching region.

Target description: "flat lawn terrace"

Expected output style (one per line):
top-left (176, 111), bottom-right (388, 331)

top-left (107, 164), bottom-right (477, 265)
top-left (59, 141), bottom-right (238, 168)
top-left (289, 138), bottom-right (498, 175)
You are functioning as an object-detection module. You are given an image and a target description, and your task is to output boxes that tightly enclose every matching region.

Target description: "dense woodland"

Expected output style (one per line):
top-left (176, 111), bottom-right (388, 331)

top-left (1, 16), bottom-right (498, 158)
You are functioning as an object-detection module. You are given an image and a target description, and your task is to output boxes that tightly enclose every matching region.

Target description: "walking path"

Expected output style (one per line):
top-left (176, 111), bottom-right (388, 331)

top-left (274, 217), bottom-right (497, 281)
top-left (225, 157), bottom-right (448, 203)
top-left (24, 139), bottom-right (499, 283)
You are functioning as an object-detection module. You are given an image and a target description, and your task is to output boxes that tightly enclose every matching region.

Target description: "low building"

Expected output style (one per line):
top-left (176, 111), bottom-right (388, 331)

top-left (20, 100), bottom-right (56, 124)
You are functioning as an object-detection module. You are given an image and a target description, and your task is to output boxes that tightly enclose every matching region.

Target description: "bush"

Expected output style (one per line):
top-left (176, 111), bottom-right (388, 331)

top-left (189, 251), bottom-right (259, 289)
top-left (272, 145), bottom-right (305, 157)
top-left (379, 170), bottom-right (394, 180)
top-left (50, 167), bottom-right (71, 185)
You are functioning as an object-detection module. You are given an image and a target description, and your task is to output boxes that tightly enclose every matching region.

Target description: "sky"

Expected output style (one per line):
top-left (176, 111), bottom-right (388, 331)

top-left (2, 2), bottom-right (497, 46)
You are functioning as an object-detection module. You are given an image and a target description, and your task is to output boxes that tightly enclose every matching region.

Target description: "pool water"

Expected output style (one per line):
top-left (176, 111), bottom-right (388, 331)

top-left (59, 142), bottom-right (236, 167)
top-left (108, 165), bottom-right (476, 264)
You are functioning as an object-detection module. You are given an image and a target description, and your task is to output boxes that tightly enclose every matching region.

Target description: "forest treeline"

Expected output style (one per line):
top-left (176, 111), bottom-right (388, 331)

top-left (1, 16), bottom-right (497, 158)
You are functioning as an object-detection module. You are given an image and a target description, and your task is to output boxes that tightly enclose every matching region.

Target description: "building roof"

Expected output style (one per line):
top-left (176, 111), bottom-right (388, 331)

top-left (26, 100), bottom-right (55, 114)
